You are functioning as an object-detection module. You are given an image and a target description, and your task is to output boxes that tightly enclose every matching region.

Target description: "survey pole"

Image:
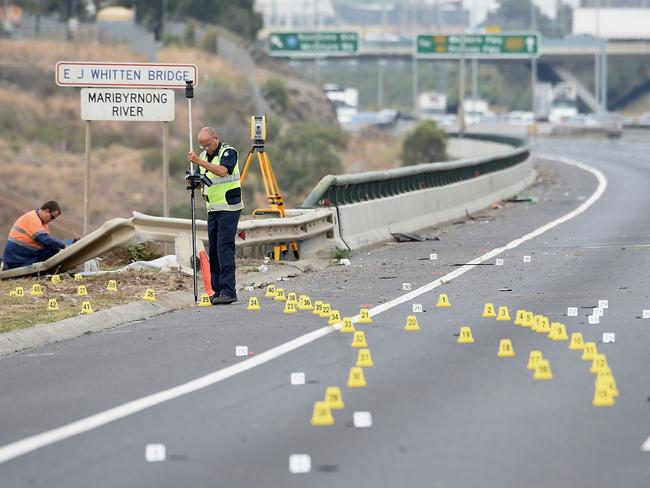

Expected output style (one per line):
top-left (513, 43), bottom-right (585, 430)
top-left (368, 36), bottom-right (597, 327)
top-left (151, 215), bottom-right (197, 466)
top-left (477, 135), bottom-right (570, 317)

top-left (162, 121), bottom-right (170, 218)
top-left (83, 120), bottom-right (91, 236)
top-left (458, 32), bottom-right (466, 138)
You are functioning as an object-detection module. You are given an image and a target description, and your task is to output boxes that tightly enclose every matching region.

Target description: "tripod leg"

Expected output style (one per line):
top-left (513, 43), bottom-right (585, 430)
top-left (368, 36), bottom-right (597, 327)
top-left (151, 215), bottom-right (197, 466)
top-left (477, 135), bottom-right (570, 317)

top-left (240, 149), bottom-right (255, 183)
top-left (262, 151), bottom-right (285, 217)
top-left (257, 151), bottom-right (273, 206)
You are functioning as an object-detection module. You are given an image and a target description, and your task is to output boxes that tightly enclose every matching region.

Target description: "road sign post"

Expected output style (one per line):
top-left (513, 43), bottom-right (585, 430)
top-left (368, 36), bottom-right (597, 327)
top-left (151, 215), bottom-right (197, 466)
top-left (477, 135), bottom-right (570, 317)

top-left (267, 32), bottom-right (359, 57)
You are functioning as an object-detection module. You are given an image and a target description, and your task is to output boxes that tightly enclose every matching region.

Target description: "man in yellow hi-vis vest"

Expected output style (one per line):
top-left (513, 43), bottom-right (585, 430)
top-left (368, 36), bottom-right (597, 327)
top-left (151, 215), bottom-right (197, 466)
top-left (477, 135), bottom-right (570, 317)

top-left (187, 127), bottom-right (243, 304)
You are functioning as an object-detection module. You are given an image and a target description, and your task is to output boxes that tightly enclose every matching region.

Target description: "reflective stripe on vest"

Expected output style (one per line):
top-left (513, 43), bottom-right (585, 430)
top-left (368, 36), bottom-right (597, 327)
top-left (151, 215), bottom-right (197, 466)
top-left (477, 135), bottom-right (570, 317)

top-left (7, 210), bottom-right (47, 250)
top-left (200, 144), bottom-right (244, 212)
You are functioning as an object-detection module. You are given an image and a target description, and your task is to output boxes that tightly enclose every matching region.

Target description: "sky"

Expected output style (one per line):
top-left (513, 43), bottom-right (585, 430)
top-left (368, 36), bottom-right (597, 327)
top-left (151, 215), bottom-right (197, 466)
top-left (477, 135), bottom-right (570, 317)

top-left (464, 0), bottom-right (581, 26)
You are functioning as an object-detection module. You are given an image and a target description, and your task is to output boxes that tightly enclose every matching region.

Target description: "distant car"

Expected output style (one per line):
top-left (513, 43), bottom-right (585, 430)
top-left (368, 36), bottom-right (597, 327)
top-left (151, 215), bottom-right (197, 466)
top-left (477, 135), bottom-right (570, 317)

top-left (507, 111), bottom-right (535, 125)
top-left (638, 112), bottom-right (650, 126)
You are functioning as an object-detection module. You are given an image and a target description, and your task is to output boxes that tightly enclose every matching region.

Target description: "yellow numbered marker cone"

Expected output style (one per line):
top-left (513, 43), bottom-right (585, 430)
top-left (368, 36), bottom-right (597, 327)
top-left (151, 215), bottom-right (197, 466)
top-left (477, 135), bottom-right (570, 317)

top-left (533, 359), bottom-right (553, 380)
top-left (532, 315), bottom-right (543, 332)
top-left (581, 342), bottom-right (598, 361)
top-left (80, 301), bottom-right (93, 314)
top-left (265, 284), bottom-right (276, 298)
top-left (107, 280), bottom-right (118, 292)
top-left (523, 311), bottom-right (535, 328)
top-left (51, 274), bottom-right (61, 284)
top-left (143, 288), bottom-right (156, 302)
top-left (328, 310), bottom-right (342, 325)
top-left (436, 293), bottom-right (451, 308)
top-left (347, 366), bottom-right (367, 388)
top-left (31, 284), bottom-right (44, 297)
top-left (358, 307), bottom-right (373, 324)
top-left (283, 300), bottom-right (297, 314)
top-left (47, 298), bottom-right (59, 311)
top-left (298, 295), bottom-right (313, 311)
top-left (310, 401), bottom-right (334, 426)
top-left (247, 297), bottom-right (261, 311)
top-left (15, 287), bottom-right (24, 298)
top-left (482, 303), bottom-right (497, 318)
top-left (596, 373), bottom-right (619, 398)
top-left (404, 315), bottom-right (420, 332)
top-left (274, 288), bottom-right (286, 302)
top-left (590, 354), bottom-right (609, 374)
top-left (351, 331), bottom-right (368, 348)
top-left (527, 350), bottom-right (544, 370)
top-left (340, 317), bottom-right (356, 333)
top-left (287, 292), bottom-right (298, 304)
top-left (74, 273), bottom-right (83, 281)
top-left (199, 293), bottom-right (212, 307)
top-left (569, 332), bottom-right (585, 350)
top-left (356, 348), bottom-right (374, 367)
top-left (319, 303), bottom-right (331, 318)
top-left (497, 339), bottom-right (515, 357)
top-left (458, 326), bottom-right (475, 344)
top-left (9, 290), bottom-right (16, 297)
top-left (535, 316), bottom-right (550, 334)
top-left (77, 285), bottom-right (88, 297)
top-left (549, 322), bottom-right (568, 341)
top-left (313, 300), bottom-right (324, 315)
top-left (514, 310), bottom-right (526, 326)
top-left (496, 306), bottom-right (511, 321)
top-left (324, 386), bottom-right (345, 410)
top-left (592, 385), bottom-right (615, 407)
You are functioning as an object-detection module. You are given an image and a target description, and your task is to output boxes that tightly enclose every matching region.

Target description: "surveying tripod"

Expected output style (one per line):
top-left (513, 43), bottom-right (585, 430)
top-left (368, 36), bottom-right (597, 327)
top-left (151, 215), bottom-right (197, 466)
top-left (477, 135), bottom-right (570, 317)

top-left (240, 116), bottom-right (298, 261)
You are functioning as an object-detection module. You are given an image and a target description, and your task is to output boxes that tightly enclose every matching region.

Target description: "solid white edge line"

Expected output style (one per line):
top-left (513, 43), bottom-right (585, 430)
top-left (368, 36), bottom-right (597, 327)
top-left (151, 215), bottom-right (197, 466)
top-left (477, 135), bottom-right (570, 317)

top-left (0, 154), bottom-right (607, 465)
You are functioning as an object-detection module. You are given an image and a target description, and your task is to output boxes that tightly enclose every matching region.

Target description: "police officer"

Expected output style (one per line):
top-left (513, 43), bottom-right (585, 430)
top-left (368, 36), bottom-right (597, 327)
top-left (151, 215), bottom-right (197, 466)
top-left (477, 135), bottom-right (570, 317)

top-left (187, 127), bottom-right (243, 304)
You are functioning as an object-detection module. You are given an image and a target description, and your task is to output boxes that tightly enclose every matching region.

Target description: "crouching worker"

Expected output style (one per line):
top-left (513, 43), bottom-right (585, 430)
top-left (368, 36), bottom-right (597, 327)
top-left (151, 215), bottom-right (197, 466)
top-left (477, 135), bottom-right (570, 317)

top-left (2, 201), bottom-right (68, 270)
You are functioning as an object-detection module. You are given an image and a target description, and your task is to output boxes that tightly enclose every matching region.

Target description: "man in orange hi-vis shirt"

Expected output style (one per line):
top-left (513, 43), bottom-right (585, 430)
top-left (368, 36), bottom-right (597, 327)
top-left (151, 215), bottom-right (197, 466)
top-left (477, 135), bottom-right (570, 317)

top-left (1, 201), bottom-right (68, 270)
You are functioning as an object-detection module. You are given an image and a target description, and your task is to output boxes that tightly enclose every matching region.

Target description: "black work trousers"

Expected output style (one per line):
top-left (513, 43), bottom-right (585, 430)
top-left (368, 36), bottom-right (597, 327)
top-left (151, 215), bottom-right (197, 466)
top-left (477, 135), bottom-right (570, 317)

top-left (207, 210), bottom-right (241, 298)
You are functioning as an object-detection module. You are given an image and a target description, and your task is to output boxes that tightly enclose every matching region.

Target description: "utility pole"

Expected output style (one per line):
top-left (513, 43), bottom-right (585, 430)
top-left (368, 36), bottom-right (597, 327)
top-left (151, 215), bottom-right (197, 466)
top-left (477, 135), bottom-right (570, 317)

top-left (458, 31), bottom-right (466, 138)
top-left (530, 2), bottom-right (538, 118)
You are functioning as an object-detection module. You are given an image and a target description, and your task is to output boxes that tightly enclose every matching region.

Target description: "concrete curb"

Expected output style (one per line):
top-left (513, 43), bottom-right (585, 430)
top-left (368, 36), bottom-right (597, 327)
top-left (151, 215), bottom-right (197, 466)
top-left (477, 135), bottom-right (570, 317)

top-left (0, 291), bottom-right (195, 357)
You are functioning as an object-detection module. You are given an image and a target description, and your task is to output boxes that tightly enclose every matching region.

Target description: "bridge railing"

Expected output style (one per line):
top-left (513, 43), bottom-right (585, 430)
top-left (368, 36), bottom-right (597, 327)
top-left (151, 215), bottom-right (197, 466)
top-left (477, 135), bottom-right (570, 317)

top-left (302, 133), bottom-right (530, 208)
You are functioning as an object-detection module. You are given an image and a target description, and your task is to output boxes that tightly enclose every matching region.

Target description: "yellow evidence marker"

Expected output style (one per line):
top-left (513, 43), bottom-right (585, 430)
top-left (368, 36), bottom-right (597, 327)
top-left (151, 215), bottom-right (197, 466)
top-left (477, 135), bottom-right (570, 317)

top-left (351, 331), bottom-right (368, 348)
top-left (458, 326), bottom-right (475, 344)
top-left (482, 303), bottom-right (497, 318)
top-left (47, 298), bottom-right (59, 311)
top-left (143, 288), bottom-right (156, 302)
top-left (286, 292), bottom-right (298, 303)
top-left (312, 300), bottom-right (324, 315)
top-left (569, 332), bottom-right (585, 350)
top-left (358, 307), bottom-right (373, 324)
top-left (595, 372), bottom-right (619, 398)
top-left (523, 311), bottom-right (535, 327)
top-left (340, 317), bottom-right (356, 333)
top-left (9, 290), bottom-right (16, 297)
top-left (310, 401), bottom-right (334, 426)
top-left (265, 284), bottom-right (276, 298)
top-left (107, 280), bottom-right (118, 292)
top-left (533, 359), bottom-right (553, 380)
top-left (527, 350), bottom-right (544, 370)
top-left (324, 387), bottom-right (345, 410)
top-left (356, 348), bottom-right (374, 367)
top-left (283, 300), bottom-right (297, 314)
top-left (77, 285), bottom-right (88, 297)
top-left (548, 322), bottom-right (569, 341)
top-left (247, 297), bottom-right (261, 311)
top-left (80, 301), bottom-right (94, 314)
top-left (497, 339), bottom-right (515, 357)
top-left (592, 385), bottom-right (615, 407)
top-left (535, 316), bottom-right (550, 334)
top-left (298, 295), bottom-right (313, 310)
top-left (514, 310), bottom-right (526, 326)
top-left (74, 273), bottom-right (83, 281)
top-left (404, 315), bottom-right (420, 332)
top-left (347, 366), bottom-right (367, 388)
top-left (51, 274), bottom-right (61, 284)
top-left (199, 294), bottom-right (212, 307)
top-left (581, 342), bottom-right (598, 361)
top-left (15, 287), bottom-right (25, 297)
top-left (328, 310), bottom-right (342, 325)
top-left (436, 293), bottom-right (451, 308)
top-left (31, 284), bottom-right (44, 297)
top-left (319, 303), bottom-right (331, 318)
top-left (274, 288), bottom-right (286, 302)
top-left (496, 306), bottom-right (511, 321)
top-left (590, 354), bottom-right (609, 374)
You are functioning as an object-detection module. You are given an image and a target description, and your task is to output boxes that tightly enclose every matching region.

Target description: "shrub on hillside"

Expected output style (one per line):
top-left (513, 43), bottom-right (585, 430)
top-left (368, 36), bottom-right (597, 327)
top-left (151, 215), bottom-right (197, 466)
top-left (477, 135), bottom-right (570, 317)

top-left (401, 120), bottom-right (447, 166)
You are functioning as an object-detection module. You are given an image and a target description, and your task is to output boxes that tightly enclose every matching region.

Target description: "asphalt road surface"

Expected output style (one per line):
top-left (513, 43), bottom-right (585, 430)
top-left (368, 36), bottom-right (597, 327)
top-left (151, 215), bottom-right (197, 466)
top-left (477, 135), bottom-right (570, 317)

top-left (1, 137), bottom-right (650, 487)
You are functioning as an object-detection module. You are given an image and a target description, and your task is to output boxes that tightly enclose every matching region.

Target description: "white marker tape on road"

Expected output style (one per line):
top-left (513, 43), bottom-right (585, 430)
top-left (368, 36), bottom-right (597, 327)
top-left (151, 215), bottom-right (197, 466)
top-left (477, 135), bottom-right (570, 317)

top-left (402, 283), bottom-right (412, 291)
top-left (496, 259), bottom-right (504, 266)
top-left (602, 333), bottom-right (615, 343)
top-left (641, 436), bottom-right (650, 452)
top-left (289, 454), bottom-right (311, 473)
top-left (353, 411), bottom-right (373, 428)
top-left (567, 307), bottom-right (578, 317)
top-left (145, 444), bottom-right (166, 462)
top-left (412, 304), bottom-right (423, 313)
top-left (588, 315), bottom-right (600, 325)
top-left (235, 346), bottom-right (249, 357)
top-left (290, 372), bottom-right (305, 385)
top-left (429, 253), bottom-right (438, 260)
top-left (599, 300), bottom-right (609, 309)
top-left (523, 255), bottom-right (531, 263)
top-left (594, 307), bottom-right (604, 317)
top-left (644, 310), bottom-right (650, 319)
top-left (0, 154), bottom-right (607, 465)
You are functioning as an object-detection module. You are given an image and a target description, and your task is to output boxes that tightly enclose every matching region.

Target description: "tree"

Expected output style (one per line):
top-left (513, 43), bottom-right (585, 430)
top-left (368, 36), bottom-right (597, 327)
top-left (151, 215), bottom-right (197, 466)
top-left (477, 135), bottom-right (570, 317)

top-left (401, 121), bottom-right (447, 166)
top-left (483, 0), bottom-right (562, 38)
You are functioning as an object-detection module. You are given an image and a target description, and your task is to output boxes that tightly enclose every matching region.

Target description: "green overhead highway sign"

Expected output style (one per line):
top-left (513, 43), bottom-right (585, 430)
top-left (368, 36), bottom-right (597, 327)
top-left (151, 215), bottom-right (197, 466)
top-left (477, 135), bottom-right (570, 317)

top-left (415, 32), bottom-right (541, 59)
top-left (267, 32), bottom-right (359, 57)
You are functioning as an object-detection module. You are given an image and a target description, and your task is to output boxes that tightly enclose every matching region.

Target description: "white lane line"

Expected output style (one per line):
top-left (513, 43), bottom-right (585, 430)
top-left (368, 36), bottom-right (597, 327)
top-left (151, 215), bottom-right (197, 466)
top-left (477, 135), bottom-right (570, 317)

top-left (0, 155), bottom-right (607, 465)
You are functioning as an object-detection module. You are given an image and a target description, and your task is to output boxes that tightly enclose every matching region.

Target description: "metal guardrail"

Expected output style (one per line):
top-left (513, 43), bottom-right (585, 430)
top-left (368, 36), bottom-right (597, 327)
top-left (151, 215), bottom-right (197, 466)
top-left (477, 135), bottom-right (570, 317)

top-left (302, 133), bottom-right (529, 208)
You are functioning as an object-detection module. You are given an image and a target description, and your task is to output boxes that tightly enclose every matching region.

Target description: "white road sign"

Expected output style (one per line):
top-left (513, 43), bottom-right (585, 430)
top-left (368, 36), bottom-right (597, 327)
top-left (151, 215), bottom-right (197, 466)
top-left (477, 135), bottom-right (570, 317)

top-left (57, 62), bottom-right (198, 88)
top-left (80, 88), bottom-right (175, 121)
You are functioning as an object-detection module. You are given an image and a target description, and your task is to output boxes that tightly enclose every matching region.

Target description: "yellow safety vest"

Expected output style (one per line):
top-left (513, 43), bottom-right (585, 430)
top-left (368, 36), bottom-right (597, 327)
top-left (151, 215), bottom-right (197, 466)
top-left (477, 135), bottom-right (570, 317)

top-left (200, 143), bottom-right (244, 212)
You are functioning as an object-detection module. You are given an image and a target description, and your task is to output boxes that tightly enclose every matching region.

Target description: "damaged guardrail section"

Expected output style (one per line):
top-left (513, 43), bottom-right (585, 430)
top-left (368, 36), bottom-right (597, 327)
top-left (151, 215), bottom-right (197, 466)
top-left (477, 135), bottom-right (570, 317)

top-left (302, 133), bottom-right (535, 250)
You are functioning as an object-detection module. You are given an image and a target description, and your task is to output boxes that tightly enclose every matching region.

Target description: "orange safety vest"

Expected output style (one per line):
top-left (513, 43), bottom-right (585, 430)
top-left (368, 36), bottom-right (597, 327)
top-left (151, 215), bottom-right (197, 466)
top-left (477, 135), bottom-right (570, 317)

top-left (7, 210), bottom-right (49, 250)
